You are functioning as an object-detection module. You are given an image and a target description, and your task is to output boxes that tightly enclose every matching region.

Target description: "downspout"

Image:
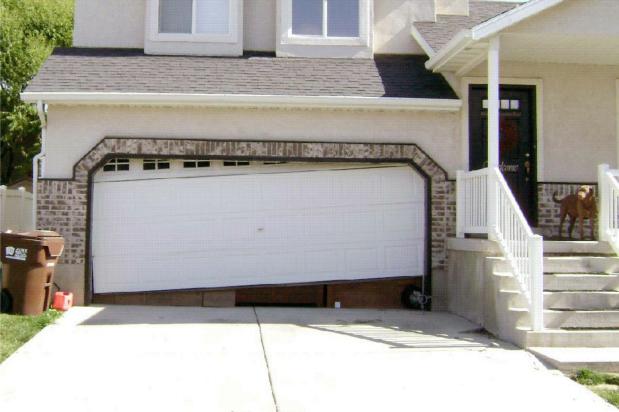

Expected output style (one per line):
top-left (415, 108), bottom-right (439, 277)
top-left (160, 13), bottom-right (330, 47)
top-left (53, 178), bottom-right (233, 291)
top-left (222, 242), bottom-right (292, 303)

top-left (33, 100), bottom-right (47, 229)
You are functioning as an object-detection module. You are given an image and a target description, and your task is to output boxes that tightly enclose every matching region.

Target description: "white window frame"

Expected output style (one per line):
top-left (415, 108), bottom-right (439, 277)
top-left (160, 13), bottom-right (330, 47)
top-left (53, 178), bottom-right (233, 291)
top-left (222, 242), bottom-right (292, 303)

top-left (148, 0), bottom-right (239, 43)
top-left (280, 0), bottom-right (371, 47)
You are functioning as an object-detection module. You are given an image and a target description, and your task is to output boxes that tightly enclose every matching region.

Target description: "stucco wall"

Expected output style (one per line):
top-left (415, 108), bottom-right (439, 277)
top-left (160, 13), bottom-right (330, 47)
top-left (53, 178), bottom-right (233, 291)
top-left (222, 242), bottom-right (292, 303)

top-left (43, 105), bottom-right (461, 179)
top-left (373, 0), bottom-right (430, 55)
top-left (507, 0), bottom-right (619, 37)
top-left (466, 62), bottom-right (619, 182)
top-left (244, 0), bottom-right (276, 51)
top-left (73, 0), bottom-right (145, 48)
top-left (72, 0), bottom-right (429, 55)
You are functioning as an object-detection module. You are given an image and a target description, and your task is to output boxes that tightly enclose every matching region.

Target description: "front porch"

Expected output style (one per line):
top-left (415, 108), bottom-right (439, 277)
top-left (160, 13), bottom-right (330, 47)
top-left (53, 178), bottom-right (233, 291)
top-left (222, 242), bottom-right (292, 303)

top-left (446, 236), bottom-right (619, 371)
top-left (421, 0), bottom-right (619, 369)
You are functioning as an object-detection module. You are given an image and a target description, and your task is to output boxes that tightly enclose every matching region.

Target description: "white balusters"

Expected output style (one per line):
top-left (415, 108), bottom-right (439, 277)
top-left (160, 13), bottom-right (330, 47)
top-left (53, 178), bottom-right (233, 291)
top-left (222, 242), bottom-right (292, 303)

top-left (456, 167), bottom-right (544, 331)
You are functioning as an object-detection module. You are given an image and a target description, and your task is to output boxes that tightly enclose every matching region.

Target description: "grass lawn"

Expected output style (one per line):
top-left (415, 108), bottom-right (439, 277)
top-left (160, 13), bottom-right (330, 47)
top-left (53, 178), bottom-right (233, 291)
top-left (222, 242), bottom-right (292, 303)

top-left (573, 369), bottom-right (619, 408)
top-left (0, 310), bottom-right (62, 363)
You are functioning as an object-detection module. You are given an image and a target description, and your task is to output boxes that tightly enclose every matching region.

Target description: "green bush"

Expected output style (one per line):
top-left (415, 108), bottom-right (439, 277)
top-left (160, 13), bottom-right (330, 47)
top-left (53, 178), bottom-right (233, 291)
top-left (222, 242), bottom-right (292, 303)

top-left (575, 369), bottom-right (606, 386)
top-left (0, 0), bottom-right (73, 184)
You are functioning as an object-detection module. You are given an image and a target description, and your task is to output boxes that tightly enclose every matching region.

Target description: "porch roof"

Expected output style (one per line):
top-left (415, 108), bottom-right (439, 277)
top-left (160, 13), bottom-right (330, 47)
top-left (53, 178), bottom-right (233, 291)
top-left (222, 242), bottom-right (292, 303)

top-left (414, 0), bottom-right (619, 74)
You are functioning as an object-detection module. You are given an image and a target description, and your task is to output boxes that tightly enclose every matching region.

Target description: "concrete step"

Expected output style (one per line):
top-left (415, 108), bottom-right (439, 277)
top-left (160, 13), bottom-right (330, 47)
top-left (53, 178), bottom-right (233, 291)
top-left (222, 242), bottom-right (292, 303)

top-left (544, 291), bottom-right (619, 310)
top-left (544, 273), bottom-right (619, 291)
top-left (499, 289), bottom-right (529, 309)
top-left (543, 240), bottom-right (614, 255)
top-left (529, 347), bottom-right (619, 373)
top-left (544, 309), bottom-right (619, 329)
top-left (543, 256), bottom-right (619, 274)
top-left (526, 329), bottom-right (619, 347)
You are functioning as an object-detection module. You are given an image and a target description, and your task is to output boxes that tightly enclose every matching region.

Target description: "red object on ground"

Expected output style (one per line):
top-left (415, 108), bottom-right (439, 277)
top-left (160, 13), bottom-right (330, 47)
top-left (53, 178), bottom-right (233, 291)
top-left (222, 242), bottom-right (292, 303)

top-left (52, 292), bottom-right (73, 311)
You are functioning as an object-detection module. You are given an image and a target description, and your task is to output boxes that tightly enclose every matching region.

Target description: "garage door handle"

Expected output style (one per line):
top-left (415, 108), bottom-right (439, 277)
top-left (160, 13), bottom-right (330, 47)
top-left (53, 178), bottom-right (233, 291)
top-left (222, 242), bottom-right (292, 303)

top-left (257, 227), bottom-right (264, 232)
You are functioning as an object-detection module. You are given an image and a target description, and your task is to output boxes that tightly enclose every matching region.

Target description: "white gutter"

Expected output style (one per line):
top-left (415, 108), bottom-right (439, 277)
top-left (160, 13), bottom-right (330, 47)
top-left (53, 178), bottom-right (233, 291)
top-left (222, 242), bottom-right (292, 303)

top-left (20, 92), bottom-right (462, 112)
top-left (33, 100), bottom-right (47, 228)
top-left (425, 30), bottom-right (474, 72)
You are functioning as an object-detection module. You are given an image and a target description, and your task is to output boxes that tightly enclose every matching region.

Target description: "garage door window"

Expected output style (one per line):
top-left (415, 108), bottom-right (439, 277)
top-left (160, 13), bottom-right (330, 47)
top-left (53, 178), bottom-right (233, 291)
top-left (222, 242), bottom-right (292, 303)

top-left (183, 160), bottom-right (211, 168)
top-left (223, 160), bottom-right (250, 167)
top-left (103, 158), bottom-right (130, 172)
top-left (143, 159), bottom-right (171, 170)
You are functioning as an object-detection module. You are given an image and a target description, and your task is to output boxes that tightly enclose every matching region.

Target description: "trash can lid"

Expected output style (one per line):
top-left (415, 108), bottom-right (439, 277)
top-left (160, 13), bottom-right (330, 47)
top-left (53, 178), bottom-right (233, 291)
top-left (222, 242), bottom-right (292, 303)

top-left (1, 230), bottom-right (62, 240)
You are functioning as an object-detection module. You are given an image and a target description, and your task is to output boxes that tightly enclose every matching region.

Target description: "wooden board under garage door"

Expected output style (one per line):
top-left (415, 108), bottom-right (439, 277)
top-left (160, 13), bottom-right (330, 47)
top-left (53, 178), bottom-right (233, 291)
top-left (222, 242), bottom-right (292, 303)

top-left (91, 164), bottom-right (426, 294)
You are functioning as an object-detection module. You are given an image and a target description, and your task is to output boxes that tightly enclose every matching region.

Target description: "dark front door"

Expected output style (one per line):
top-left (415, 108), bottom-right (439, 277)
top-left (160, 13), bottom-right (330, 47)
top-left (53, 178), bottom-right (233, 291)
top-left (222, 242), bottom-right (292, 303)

top-left (469, 85), bottom-right (537, 225)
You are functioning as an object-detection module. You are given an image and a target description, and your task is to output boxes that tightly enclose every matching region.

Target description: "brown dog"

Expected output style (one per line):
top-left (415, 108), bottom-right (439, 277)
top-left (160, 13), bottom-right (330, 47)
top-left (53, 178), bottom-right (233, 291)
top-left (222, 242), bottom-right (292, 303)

top-left (553, 186), bottom-right (597, 240)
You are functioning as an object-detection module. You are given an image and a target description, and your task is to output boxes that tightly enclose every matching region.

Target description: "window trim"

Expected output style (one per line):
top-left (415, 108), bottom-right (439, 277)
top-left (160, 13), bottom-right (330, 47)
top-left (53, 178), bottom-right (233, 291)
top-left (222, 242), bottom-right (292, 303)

top-left (148, 0), bottom-right (239, 43)
top-left (280, 0), bottom-right (370, 47)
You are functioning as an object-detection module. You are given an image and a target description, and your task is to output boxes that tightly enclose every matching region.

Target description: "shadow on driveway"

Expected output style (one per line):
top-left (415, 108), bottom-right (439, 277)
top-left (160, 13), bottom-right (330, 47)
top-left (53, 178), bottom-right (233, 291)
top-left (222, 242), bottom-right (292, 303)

top-left (74, 305), bottom-right (513, 350)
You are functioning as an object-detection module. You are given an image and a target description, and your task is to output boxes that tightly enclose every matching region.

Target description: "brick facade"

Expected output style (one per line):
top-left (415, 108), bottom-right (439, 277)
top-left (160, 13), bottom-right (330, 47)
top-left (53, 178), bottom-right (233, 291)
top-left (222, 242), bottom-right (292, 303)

top-left (38, 138), bottom-right (454, 281)
top-left (537, 182), bottom-right (598, 239)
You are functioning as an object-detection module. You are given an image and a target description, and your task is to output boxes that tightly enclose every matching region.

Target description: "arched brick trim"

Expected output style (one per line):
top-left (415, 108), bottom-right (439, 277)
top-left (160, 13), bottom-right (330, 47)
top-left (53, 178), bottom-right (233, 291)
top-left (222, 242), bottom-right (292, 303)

top-left (38, 138), bottom-right (455, 303)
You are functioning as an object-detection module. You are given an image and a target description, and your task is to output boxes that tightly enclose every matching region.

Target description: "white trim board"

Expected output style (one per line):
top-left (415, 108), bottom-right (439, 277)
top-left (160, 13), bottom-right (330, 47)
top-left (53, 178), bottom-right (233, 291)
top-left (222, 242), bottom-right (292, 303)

top-left (460, 77), bottom-right (544, 180)
top-left (20, 92), bottom-right (463, 112)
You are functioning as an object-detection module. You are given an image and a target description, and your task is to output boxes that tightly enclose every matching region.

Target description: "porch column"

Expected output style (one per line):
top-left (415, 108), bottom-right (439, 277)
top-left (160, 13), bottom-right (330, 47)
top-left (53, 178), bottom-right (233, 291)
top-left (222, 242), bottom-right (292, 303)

top-left (487, 36), bottom-right (500, 169)
top-left (487, 36), bottom-right (500, 238)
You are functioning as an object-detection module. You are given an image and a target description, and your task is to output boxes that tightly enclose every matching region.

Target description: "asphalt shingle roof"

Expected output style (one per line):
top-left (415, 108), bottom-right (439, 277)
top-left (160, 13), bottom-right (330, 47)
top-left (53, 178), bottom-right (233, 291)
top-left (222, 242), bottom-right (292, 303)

top-left (414, 1), bottom-right (520, 52)
top-left (25, 48), bottom-right (458, 99)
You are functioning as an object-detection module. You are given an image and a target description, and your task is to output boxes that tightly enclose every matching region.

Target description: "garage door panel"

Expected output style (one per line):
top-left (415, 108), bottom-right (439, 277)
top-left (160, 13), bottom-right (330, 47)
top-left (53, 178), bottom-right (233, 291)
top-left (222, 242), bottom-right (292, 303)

top-left (304, 249), bottom-right (340, 274)
top-left (345, 248), bottom-right (379, 273)
top-left (343, 211), bottom-right (377, 236)
top-left (381, 171), bottom-right (425, 201)
top-left (383, 207), bottom-right (424, 236)
top-left (336, 174), bottom-right (380, 206)
top-left (385, 244), bottom-right (423, 273)
top-left (92, 165), bottom-right (426, 294)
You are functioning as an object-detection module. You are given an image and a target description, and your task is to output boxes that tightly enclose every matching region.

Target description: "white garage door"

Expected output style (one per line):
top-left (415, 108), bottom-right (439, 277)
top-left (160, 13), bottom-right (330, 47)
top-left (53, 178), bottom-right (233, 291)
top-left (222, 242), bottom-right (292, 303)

top-left (91, 160), bottom-right (426, 294)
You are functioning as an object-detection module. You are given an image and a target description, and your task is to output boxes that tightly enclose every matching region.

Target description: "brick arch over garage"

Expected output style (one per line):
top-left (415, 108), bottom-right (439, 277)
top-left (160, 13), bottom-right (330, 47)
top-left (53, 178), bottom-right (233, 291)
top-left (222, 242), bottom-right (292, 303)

top-left (37, 138), bottom-right (455, 303)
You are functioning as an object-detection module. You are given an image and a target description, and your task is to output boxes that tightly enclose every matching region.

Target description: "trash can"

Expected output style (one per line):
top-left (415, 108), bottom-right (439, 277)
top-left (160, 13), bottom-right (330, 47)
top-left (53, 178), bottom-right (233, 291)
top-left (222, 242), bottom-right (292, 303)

top-left (0, 231), bottom-right (64, 315)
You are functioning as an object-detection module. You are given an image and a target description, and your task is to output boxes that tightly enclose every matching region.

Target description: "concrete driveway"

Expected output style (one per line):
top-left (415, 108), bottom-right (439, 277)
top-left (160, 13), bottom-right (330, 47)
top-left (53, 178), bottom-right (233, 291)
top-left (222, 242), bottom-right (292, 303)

top-left (0, 306), bottom-right (613, 412)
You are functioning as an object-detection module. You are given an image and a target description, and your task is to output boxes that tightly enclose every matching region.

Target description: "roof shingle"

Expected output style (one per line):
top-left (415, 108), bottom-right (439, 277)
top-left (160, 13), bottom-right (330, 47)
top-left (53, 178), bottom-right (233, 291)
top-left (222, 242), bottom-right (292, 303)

top-left (414, 1), bottom-right (519, 52)
top-left (25, 48), bottom-right (458, 99)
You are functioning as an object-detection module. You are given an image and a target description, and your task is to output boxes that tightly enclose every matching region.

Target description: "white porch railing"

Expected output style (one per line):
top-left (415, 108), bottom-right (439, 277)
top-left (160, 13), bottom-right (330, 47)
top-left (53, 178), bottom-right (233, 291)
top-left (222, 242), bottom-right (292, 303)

top-left (456, 167), bottom-right (544, 331)
top-left (598, 164), bottom-right (619, 255)
top-left (456, 169), bottom-right (488, 237)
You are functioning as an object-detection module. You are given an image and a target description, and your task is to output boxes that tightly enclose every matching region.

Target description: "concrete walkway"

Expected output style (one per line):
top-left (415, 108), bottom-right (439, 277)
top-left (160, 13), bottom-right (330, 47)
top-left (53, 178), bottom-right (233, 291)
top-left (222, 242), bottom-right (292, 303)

top-left (0, 306), bottom-right (614, 411)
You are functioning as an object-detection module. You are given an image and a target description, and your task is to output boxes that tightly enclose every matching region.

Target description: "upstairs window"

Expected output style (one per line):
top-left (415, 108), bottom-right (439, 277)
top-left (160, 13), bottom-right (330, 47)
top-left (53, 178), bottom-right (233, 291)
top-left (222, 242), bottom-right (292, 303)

top-left (159, 0), bottom-right (230, 35)
top-left (278, 0), bottom-right (370, 55)
top-left (292, 0), bottom-right (359, 38)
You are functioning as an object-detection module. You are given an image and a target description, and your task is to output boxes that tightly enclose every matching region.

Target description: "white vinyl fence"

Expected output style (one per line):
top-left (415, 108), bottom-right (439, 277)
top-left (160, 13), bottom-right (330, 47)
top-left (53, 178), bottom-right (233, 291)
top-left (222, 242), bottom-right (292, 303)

top-left (0, 186), bottom-right (35, 233)
top-left (457, 167), bottom-right (544, 331)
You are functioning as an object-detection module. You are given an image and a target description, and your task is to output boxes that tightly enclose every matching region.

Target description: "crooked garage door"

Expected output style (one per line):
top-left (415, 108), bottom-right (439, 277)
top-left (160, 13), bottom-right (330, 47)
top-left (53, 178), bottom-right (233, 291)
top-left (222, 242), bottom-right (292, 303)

top-left (91, 160), bottom-right (426, 294)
